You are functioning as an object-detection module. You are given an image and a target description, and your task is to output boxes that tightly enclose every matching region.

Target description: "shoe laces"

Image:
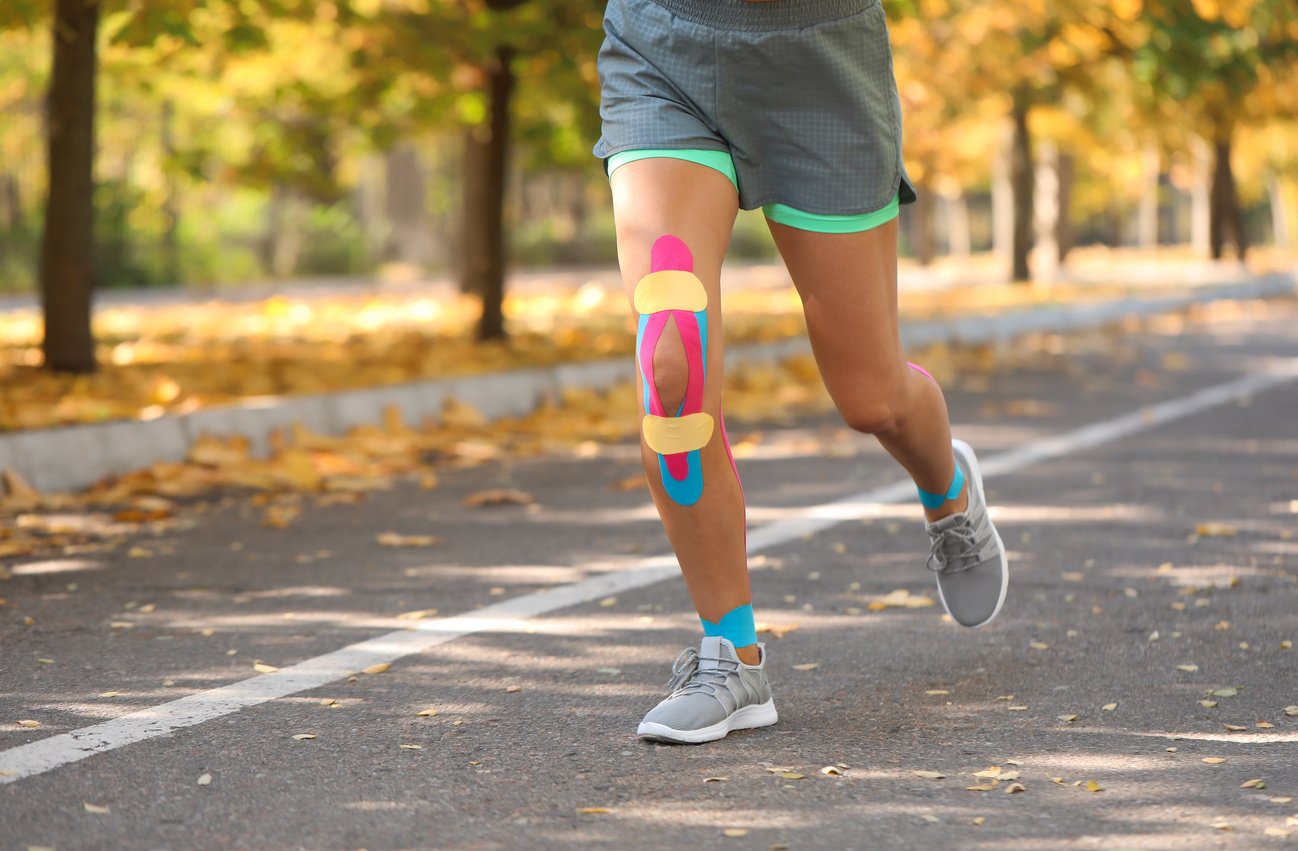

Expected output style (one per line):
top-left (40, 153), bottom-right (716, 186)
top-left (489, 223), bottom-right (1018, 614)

top-left (926, 516), bottom-right (980, 574)
top-left (664, 647), bottom-right (738, 697)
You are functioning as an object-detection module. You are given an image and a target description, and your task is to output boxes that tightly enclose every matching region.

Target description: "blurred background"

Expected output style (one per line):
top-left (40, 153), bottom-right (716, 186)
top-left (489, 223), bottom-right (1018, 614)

top-left (0, 0), bottom-right (1295, 395)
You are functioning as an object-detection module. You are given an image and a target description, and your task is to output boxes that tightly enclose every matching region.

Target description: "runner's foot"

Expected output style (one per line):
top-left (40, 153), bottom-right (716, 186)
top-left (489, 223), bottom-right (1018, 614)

top-left (637, 636), bottom-right (777, 744)
top-left (925, 438), bottom-right (1009, 628)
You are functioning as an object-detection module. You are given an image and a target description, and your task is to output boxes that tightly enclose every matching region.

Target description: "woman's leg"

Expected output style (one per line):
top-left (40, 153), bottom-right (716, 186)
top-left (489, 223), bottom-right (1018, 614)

top-left (609, 157), bottom-right (760, 664)
top-left (765, 217), bottom-right (965, 521)
top-left (765, 213), bottom-right (1008, 628)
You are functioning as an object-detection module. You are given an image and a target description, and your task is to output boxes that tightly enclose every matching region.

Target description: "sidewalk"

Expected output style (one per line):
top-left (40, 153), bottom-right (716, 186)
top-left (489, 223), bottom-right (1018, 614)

top-left (3, 269), bottom-right (1293, 495)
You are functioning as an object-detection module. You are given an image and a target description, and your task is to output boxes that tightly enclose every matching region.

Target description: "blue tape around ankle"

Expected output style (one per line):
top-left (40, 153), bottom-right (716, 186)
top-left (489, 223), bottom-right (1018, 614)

top-left (700, 602), bottom-right (758, 648)
top-left (918, 463), bottom-right (965, 510)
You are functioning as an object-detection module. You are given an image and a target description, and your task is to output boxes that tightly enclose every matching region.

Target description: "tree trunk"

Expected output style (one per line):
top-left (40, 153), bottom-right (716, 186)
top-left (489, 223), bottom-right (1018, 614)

top-left (944, 189), bottom-right (971, 259)
top-left (912, 179), bottom-right (937, 266)
top-left (1190, 135), bottom-right (1211, 255)
top-left (1033, 139), bottom-right (1059, 280)
top-left (1269, 172), bottom-right (1291, 251)
top-left (1056, 150), bottom-right (1074, 265)
top-left (1209, 129), bottom-right (1247, 261)
top-left (461, 44), bottom-right (515, 341)
top-left (991, 123), bottom-right (1014, 273)
top-left (1136, 143), bottom-right (1159, 249)
top-left (1009, 86), bottom-right (1034, 283)
top-left (40, 0), bottom-right (100, 373)
top-left (160, 98), bottom-right (181, 285)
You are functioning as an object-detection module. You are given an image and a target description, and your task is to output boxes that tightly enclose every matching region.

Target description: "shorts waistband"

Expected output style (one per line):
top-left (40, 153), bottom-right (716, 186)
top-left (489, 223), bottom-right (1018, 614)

top-left (647, 0), bottom-right (878, 31)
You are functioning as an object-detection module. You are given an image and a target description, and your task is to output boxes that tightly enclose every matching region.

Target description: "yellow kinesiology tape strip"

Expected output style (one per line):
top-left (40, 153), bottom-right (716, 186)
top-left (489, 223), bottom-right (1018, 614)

top-left (633, 269), bottom-right (708, 314)
top-left (642, 412), bottom-right (715, 455)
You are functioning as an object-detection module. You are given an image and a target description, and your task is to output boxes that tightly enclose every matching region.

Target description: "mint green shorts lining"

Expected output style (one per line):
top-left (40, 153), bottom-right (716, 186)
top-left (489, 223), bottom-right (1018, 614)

top-left (605, 148), bottom-right (899, 234)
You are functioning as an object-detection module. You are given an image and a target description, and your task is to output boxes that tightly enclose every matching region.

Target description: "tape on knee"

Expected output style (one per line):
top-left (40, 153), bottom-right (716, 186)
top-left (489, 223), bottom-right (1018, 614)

top-left (636, 234), bottom-right (714, 506)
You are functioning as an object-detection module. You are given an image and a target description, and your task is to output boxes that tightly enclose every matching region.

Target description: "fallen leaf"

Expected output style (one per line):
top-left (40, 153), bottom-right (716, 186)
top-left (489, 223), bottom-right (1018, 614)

top-left (1202, 757), bottom-right (1226, 764)
top-left (1004, 782), bottom-right (1026, 794)
top-left (400, 744), bottom-right (424, 750)
top-left (1195, 523), bottom-right (1237, 537)
top-left (599, 597), bottom-right (617, 608)
top-left (577, 807), bottom-right (611, 814)
top-left (1264, 828), bottom-right (1289, 838)
top-left (1241, 779), bottom-right (1266, 789)
top-left (1210, 820), bottom-right (1232, 831)
top-left (972, 817), bottom-right (986, 826)
top-left (756, 622), bottom-right (799, 639)
top-left (16, 720), bottom-right (40, 728)
top-left (1257, 721), bottom-right (1275, 729)
top-left (417, 708), bottom-right (439, 717)
top-left (1102, 703), bottom-right (1117, 711)
top-left (868, 588), bottom-right (935, 610)
top-left (376, 532), bottom-right (442, 548)
top-left (781, 772), bottom-right (805, 780)
top-left (1177, 664), bottom-right (1199, 672)
top-left (83, 802), bottom-right (110, 814)
top-left (912, 770), bottom-right (945, 780)
top-left (463, 489), bottom-right (534, 508)
top-left (1223, 724), bottom-right (1247, 732)
top-left (293, 734), bottom-right (317, 740)
top-left (722, 829), bottom-right (749, 838)
top-left (704, 776), bottom-right (728, 783)
top-left (1209, 687), bottom-right (1239, 698)
top-left (1200, 700), bottom-right (1219, 708)
top-left (966, 783), bottom-right (998, 792)
top-left (792, 663), bottom-right (819, 672)
top-left (1058, 714), bottom-right (1078, 723)
top-left (396, 609), bottom-right (439, 620)
top-left (505, 685), bottom-right (523, 693)
top-left (361, 662), bottom-right (390, 675)
top-left (253, 662), bottom-right (278, 674)
top-left (197, 773), bottom-right (212, 786)
top-left (1269, 796), bottom-right (1293, 804)
top-left (1029, 641), bottom-right (1050, 650)
top-left (1086, 780), bottom-right (1104, 793)
top-left (820, 766), bottom-right (843, 776)
top-left (1007, 705), bottom-right (1028, 712)
top-left (925, 690), bottom-right (949, 696)
top-left (1284, 706), bottom-right (1298, 717)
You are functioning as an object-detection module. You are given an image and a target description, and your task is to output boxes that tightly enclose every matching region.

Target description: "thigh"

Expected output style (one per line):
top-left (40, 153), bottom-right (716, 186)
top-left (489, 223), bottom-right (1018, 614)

top-left (610, 157), bottom-right (739, 405)
top-left (765, 216), bottom-right (907, 402)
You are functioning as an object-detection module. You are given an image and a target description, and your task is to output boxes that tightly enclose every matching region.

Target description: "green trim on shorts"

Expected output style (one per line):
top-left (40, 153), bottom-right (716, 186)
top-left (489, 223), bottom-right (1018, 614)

top-left (604, 147), bottom-right (899, 234)
top-left (607, 148), bottom-right (738, 189)
top-left (762, 194), bottom-right (899, 233)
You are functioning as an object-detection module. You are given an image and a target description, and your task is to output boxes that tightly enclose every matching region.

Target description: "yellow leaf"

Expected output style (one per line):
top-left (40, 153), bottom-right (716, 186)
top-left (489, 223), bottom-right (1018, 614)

top-left (83, 802), bottom-right (110, 814)
top-left (1202, 757), bottom-right (1226, 764)
top-left (1030, 641), bottom-right (1050, 650)
top-left (820, 766), bottom-right (842, 776)
top-left (1086, 780), bottom-right (1104, 793)
top-left (1007, 705), bottom-right (1028, 712)
top-left (292, 733), bottom-right (317, 740)
top-left (1057, 714), bottom-right (1078, 723)
top-left (1195, 522), bottom-right (1237, 537)
top-left (417, 708), bottom-right (439, 717)
top-left (399, 744), bottom-right (424, 750)
top-left (722, 829), bottom-right (749, 837)
top-left (1102, 703), bottom-right (1117, 711)
top-left (792, 663), bottom-right (819, 672)
top-left (16, 720), bottom-right (40, 728)
top-left (396, 609), bottom-right (439, 620)
top-left (924, 689), bottom-right (949, 696)
top-left (376, 532), bottom-right (442, 548)
top-left (1257, 721), bottom-right (1275, 729)
top-left (756, 622), bottom-right (800, 639)
top-left (870, 589), bottom-right (935, 610)
top-left (972, 816), bottom-right (986, 826)
top-left (1241, 779), bottom-right (1265, 789)
top-left (253, 662), bottom-right (279, 674)
top-left (506, 685), bottom-right (523, 693)
top-left (462, 489), bottom-right (535, 508)
top-left (781, 772), bottom-right (805, 780)
top-left (1177, 664), bottom-right (1199, 672)
top-left (577, 807), bottom-right (611, 814)
top-left (966, 783), bottom-right (998, 792)
top-left (361, 662), bottom-right (390, 675)
top-left (1004, 783), bottom-right (1026, 794)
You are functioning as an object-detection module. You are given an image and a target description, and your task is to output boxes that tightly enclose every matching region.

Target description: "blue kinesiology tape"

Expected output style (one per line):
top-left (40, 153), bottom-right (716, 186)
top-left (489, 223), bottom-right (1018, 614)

top-left (918, 463), bottom-right (965, 510)
top-left (699, 602), bottom-right (758, 649)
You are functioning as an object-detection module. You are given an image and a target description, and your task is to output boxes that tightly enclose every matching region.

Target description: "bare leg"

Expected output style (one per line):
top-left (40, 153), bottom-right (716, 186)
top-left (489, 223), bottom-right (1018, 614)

top-left (765, 217), bottom-right (968, 521)
top-left (610, 158), bottom-right (759, 664)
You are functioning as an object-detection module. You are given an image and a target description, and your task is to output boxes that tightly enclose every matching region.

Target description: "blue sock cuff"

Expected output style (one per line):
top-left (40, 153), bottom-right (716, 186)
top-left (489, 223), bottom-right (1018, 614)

top-left (700, 603), bottom-right (758, 648)
top-left (918, 463), bottom-right (964, 510)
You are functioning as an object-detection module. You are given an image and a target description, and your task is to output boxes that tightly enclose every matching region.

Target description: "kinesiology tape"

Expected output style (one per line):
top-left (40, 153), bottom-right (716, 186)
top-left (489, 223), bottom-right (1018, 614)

top-left (635, 235), bottom-right (714, 506)
top-left (700, 602), bottom-right (759, 649)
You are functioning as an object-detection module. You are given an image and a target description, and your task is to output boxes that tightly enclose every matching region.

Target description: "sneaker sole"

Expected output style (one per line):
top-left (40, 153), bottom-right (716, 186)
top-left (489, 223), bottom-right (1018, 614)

top-left (937, 439), bottom-right (1009, 629)
top-left (636, 699), bottom-right (778, 744)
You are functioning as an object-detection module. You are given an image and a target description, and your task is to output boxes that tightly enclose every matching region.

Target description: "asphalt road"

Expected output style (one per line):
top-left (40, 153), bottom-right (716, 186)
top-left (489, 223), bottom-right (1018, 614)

top-left (2, 299), bottom-right (1297, 850)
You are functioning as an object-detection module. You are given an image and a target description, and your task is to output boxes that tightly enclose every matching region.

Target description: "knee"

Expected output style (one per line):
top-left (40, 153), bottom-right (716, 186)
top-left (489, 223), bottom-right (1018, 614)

top-left (840, 401), bottom-right (904, 436)
top-left (647, 337), bottom-right (691, 412)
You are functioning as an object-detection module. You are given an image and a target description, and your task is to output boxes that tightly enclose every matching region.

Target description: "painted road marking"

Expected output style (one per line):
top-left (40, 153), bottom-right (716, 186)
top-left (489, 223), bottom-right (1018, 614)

top-left (1, 364), bottom-right (1295, 785)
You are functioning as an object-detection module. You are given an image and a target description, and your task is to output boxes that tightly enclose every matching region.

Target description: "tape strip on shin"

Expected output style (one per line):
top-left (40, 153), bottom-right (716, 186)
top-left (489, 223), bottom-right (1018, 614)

top-left (636, 235), bottom-right (714, 506)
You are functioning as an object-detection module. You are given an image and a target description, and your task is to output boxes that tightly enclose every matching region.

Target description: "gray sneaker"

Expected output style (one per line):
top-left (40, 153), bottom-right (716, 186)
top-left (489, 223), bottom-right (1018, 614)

top-left (925, 438), bottom-right (1009, 628)
top-left (637, 636), bottom-right (778, 744)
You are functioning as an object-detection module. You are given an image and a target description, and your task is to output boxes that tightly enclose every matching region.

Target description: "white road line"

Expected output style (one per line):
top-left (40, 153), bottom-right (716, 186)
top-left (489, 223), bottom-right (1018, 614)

top-left (2, 365), bottom-right (1295, 785)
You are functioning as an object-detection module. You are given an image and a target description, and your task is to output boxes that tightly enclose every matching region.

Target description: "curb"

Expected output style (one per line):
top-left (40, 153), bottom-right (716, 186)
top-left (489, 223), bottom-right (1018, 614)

top-left (5, 273), bottom-right (1294, 494)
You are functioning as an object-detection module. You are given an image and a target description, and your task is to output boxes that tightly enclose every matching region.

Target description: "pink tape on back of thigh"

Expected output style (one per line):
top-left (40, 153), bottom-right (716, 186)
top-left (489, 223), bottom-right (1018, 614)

top-left (908, 361), bottom-right (937, 384)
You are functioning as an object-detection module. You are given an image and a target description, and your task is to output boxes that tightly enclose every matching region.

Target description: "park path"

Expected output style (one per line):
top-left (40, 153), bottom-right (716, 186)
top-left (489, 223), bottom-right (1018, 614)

top-left (1, 300), bottom-right (1296, 850)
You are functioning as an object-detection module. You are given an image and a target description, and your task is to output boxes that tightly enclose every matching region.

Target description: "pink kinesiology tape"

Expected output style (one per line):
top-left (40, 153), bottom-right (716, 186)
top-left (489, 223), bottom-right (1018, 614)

top-left (908, 361), bottom-right (937, 384)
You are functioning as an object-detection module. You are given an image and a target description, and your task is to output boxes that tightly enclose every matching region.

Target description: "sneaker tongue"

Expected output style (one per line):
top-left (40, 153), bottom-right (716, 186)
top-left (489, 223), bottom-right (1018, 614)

top-left (697, 636), bottom-right (737, 670)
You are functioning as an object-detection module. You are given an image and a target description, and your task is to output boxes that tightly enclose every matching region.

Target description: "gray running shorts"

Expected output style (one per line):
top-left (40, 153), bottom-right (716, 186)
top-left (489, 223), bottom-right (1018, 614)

top-left (591, 0), bottom-right (919, 216)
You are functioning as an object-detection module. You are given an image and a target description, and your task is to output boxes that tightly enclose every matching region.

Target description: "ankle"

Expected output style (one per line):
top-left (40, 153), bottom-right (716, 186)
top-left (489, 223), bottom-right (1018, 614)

top-left (923, 488), bottom-right (969, 523)
top-left (734, 644), bottom-right (762, 666)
